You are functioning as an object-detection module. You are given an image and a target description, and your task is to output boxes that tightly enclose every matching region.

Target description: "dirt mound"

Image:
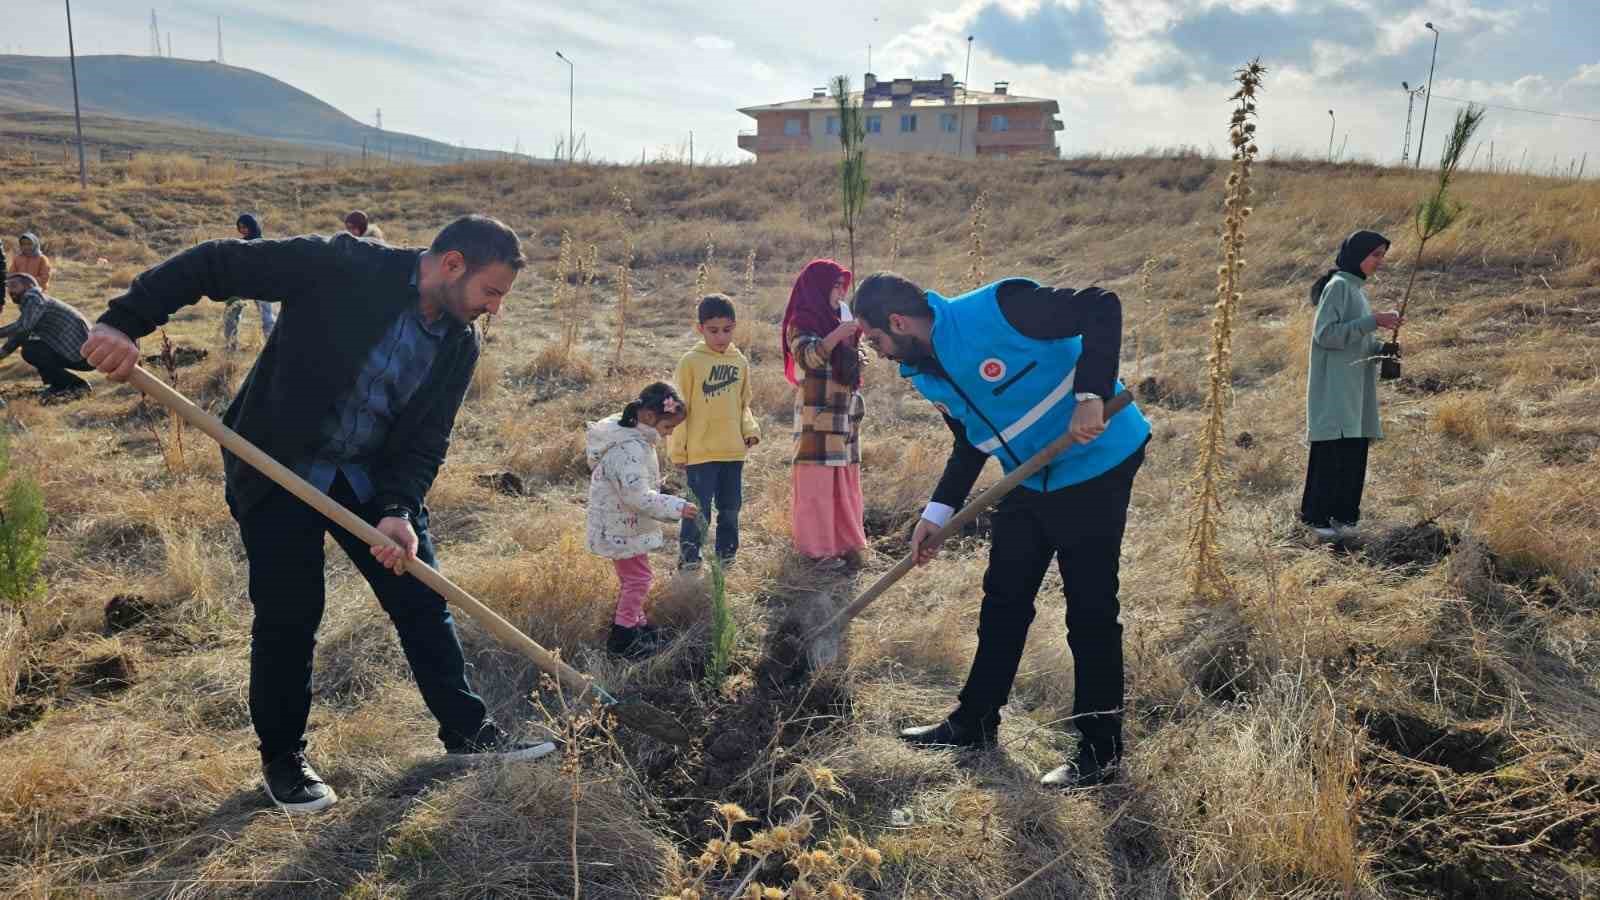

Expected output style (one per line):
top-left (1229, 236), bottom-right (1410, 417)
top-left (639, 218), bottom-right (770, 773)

top-left (103, 594), bottom-right (161, 633)
top-left (142, 345), bottom-right (209, 369)
top-left (1359, 708), bottom-right (1508, 773)
top-left (474, 471), bottom-right (526, 497)
top-left (1136, 374), bottom-right (1202, 410)
top-left (1362, 522), bottom-right (1457, 569)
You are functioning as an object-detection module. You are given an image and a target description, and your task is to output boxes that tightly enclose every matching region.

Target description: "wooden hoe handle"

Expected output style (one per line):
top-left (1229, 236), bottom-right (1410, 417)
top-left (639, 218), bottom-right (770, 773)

top-left (127, 366), bottom-right (611, 706)
top-left (805, 390), bottom-right (1135, 642)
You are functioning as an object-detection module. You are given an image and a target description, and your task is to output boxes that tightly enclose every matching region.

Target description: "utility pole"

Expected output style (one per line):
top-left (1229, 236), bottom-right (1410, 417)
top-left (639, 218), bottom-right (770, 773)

top-left (1327, 109), bottom-right (1335, 162)
top-left (958, 35), bottom-right (974, 160)
top-left (149, 9), bottom-right (161, 57)
top-left (217, 16), bottom-right (224, 64)
top-left (65, 0), bottom-right (88, 189)
top-left (555, 51), bottom-right (575, 163)
top-left (1414, 22), bottom-right (1440, 169)
top-left (166, 32), bottom-right (171, 59)
top-left (1399, 81), bottom-right (1425, 164)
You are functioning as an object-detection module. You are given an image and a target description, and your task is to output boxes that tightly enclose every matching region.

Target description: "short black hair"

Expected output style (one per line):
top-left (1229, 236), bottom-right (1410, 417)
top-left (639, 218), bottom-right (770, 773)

top-left (851, 272), bottom-right (931, 330)
top-left (430, 214), bottom-right (527, 272)
top-left (697, 293), bottom-right (737, 323)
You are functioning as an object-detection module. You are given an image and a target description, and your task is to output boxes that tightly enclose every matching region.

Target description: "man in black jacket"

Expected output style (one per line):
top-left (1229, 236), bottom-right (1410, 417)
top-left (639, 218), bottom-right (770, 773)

top-left (83, 215), bottom-right (551, 814)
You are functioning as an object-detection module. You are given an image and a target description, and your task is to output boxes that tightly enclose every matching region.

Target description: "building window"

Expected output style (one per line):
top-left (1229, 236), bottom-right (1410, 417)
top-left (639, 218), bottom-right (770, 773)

top-left (784, 118), bottom-right (802, 136)
top-left (940, 113), bottom-right (958, 133)
top-left (991, 114), bottom-right (1009, 132)
top-left (900, 114), bottom-right (917, 133)
top-left (866, 116), bottom-right (882, 133)
top-left (825, 116), bottom-right (839, 136)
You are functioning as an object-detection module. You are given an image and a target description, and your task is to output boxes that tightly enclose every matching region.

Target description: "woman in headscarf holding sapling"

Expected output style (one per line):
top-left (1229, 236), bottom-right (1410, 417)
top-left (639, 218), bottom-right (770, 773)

top-left (1301, 230), bottom-right (1403, 541)
top-left (781, 259), bottom-right (869, 568)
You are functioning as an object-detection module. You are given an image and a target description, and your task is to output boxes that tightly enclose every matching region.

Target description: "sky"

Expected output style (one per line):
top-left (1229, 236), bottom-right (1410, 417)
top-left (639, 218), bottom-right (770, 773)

top-left (6, 1), bottom-right (1597, 169)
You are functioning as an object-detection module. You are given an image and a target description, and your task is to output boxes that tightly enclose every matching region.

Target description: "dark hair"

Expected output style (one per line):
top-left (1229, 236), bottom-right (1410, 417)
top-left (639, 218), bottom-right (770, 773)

top-left (430, 215), bottom-right (527, 272)
top-left (851, 271), bottom-right (932, 330)
top-left (620, 381), bottom-right (684, 428)
top-left (697, 293), bottom-right (737, 323)
top-left (344, 210), bottom-right (368, 233)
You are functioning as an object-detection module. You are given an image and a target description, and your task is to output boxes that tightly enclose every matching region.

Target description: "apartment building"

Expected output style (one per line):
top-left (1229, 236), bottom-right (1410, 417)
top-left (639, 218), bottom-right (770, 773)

top-left (737, 73), bottom-right (1062, 160)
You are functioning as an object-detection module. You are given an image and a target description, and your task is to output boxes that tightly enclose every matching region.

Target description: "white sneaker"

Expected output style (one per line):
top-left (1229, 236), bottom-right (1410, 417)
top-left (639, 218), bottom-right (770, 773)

top-left (1331, 520), bottom-right (1362, 539)
top-left (1307, 525), bottom-right (1340, 542)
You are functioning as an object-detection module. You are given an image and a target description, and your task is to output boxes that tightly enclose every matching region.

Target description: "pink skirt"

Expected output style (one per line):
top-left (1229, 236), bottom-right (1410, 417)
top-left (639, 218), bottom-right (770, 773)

top-left (791, 464), bottom-right (869, 559)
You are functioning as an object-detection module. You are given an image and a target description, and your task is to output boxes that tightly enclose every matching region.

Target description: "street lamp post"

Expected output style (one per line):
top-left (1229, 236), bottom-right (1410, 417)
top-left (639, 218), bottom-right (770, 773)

top-left (64, 0), bottom-right (88, 189)
top-left (1414, 22), bottom-right (1439, 169)
top-left (1327, 110), bottom-right (1336, 162)
top-left (555, 51), bottom-right (574, 163)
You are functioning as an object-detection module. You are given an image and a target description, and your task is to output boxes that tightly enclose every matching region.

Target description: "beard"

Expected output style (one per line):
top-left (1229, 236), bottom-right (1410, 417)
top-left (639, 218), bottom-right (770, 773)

top-left (882, 331), bottom-right (929, 363)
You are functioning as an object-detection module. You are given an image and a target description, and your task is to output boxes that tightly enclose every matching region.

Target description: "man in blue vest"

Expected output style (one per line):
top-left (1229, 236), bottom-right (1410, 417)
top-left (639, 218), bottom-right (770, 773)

top-left (853, 272), bottom-right (1150, 788)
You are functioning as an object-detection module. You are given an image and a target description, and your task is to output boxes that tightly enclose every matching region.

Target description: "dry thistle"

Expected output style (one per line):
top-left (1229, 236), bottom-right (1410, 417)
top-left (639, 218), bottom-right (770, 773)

top-left (1185, 59), bottom-right (1265, 603)
top-left (694, 232), bottom-right (716, 298)
top-left (966, 190), bottom-right (988, 289)
top-left (555, 230), bottom-right (576, 352)
top-left (744, 248), bottom-right (757, 296)
top-left (612, 190), bottom-right (636, 367)
top-left (887, 189), bottom-right (906, 270)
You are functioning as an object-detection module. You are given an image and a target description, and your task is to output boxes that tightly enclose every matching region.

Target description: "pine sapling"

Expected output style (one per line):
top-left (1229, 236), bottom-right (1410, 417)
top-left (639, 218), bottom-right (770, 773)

top-left (1186, 59), bottom-right (1265, 604)
top-left (833, 75), bottom-right (869, 274)
top-left (1385, 104), bottom-right (1486, 379)
top-left (0, 430), bottom-right (46, 622)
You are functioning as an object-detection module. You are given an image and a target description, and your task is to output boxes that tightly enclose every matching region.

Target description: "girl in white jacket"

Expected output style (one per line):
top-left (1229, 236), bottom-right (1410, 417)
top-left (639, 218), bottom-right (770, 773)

top-left (587, 382), bottom-right (699, 658)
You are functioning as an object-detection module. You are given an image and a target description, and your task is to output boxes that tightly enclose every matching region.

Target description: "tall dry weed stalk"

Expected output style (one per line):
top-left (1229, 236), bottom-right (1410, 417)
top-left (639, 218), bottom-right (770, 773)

top-left (612, 191), bottom-right (636, 367)
top-left (1131, 257), bottom-right (1158, 382)
top-left (555, 230), bottom-right (577, 351)
top-left (744, 248), bottom-right (757, 297)
top-left (143, 330), bottom-right (188, 474)
top-left (1186, 60), bottom-right (1265, 603)
top-left (694, 232), bottom-right (716, 298)
top-left (966, 190), bottom-right (988, 289)
top-left (886, 189), bottom-right (906, 271)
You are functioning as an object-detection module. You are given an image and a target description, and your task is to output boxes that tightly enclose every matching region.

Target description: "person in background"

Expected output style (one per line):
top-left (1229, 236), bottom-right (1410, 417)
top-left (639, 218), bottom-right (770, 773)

top-left (364, 224), bottom-right (386, 243)
top-left (12, 232), bottom-right (52, 291)
top-left (585, 382), bottom-right (698, 659)
top-left (1, 273), bottom-right (93, 398)
top-left (222, 214), bottom-right (278, 352)
top-left (344, 210), bottom-right (371, 238)
top-left (670, 293), bottom-right (760, 570)
top-left (1301, 230), bottom-right (1402, 541)
top-left (781, 259), bottom-right (868, 570)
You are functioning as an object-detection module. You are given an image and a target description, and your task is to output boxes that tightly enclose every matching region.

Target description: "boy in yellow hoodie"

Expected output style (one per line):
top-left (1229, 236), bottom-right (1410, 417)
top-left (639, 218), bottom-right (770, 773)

top-left (670, 294), bottom-right (760, 569)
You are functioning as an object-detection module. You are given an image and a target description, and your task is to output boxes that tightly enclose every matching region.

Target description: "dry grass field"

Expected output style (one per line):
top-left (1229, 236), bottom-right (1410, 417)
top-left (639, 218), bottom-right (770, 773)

top-left (0, 146), bottom-right (1597, 898)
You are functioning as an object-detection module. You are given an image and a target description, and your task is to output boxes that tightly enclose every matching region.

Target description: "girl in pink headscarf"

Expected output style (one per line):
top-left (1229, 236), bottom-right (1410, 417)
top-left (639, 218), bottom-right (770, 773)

top-left (781, 259), bottom-right (869, 567)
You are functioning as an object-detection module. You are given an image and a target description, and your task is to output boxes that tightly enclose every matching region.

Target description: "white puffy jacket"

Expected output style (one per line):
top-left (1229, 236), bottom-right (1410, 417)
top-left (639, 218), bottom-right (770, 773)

top-left (585, 415), bottom-right (687, 559)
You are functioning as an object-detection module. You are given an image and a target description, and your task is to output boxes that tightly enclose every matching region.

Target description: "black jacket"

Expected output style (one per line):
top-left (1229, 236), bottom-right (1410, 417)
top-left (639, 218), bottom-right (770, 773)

top-left (99, 233), bottom-right (479, 518)
top-left (925, 280), bottom-right (1123, 508)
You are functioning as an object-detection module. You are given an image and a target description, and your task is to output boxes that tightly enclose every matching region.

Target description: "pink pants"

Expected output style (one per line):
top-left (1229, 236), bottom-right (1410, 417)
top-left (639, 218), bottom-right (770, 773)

top-left (612, 554), bottom-right (653, 627)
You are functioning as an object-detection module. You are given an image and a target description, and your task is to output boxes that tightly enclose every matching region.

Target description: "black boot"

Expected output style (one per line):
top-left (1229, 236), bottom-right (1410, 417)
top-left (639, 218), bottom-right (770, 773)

top-left (607, 623), bottom-right (661, 660)
top-left (899, 707), bottom-right (1000, 750)
top-left (1041, 742), bottom-right (1121, 789)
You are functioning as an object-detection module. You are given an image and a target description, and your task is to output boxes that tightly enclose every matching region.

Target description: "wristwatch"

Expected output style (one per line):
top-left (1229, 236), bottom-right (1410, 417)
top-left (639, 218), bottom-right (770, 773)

top-left (380, 505), bottom-right (413, 523)
top-left (1075, 392), bottom-right (1104, 402)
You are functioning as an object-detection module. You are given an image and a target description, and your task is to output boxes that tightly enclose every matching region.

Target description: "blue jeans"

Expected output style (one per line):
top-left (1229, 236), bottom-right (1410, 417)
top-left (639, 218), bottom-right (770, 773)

top-left (679, 461), bottom-right (744, 564)
top-left (236, 474), bottom-right (489, 759)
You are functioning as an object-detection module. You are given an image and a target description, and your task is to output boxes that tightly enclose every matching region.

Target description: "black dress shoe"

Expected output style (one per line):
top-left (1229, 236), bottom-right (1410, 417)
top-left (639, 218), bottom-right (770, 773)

top-left (898, 709), bottom-right (1000, 750)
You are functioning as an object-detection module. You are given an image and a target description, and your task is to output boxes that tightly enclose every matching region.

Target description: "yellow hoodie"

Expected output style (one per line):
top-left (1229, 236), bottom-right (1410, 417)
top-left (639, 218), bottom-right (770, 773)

top-left (669, 340), bottom-right (760, 465)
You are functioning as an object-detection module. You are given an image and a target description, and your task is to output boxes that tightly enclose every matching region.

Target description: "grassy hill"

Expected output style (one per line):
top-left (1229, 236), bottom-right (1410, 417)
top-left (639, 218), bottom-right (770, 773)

top-left (0, 149), bottom-right (1597, 898)
top-left (0, 54), bottom-right (525, 164)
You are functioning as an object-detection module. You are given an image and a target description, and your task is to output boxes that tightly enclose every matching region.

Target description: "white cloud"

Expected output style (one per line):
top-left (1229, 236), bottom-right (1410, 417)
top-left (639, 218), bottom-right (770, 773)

top-left (693, 35), bottom-right (736, 51)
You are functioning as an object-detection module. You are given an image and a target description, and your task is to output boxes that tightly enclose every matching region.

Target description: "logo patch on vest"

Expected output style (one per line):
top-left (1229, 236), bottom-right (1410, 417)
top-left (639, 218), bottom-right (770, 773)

top-left (978, 358), bottom-right (1007, 383)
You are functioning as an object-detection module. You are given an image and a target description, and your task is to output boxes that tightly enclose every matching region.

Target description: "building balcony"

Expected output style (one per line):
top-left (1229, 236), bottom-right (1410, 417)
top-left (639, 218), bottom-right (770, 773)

top-left (738, 132), bottom-right (811, 153)
top-left (975, 128), bottom-right (1055, 149)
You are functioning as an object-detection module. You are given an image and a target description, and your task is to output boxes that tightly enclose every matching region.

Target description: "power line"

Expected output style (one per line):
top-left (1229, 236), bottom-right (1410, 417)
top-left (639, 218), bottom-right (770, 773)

top-left (1428, 93), bottom-right (1600, 125)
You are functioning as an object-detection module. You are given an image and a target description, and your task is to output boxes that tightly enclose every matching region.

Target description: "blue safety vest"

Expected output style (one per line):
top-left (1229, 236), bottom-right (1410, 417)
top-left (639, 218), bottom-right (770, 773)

top-left (902, 280), bottom-right (1151, 493)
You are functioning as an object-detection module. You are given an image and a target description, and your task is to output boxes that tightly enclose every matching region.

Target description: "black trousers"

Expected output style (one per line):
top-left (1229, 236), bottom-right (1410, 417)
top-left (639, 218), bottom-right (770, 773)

top-left (21, 340), bottom-right (91, 390)
top-left (236, 475), bottom-right (489, 759)
top-left (1299, 437), bottom-right (1370, 528)
top-left (957, 442), bottom-right (1145, 761)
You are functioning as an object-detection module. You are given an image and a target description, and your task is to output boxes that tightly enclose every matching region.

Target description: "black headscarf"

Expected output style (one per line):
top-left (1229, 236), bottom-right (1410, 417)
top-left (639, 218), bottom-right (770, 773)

top-left (1310, 229), bottom-right (1390, 305)
top-left (236, 213), bottom-right (262, 241)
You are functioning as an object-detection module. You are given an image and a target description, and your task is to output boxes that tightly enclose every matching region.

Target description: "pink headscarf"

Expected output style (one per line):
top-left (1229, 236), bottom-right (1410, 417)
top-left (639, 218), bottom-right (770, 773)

top-left (780, 259), bottom-right (857, 388)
